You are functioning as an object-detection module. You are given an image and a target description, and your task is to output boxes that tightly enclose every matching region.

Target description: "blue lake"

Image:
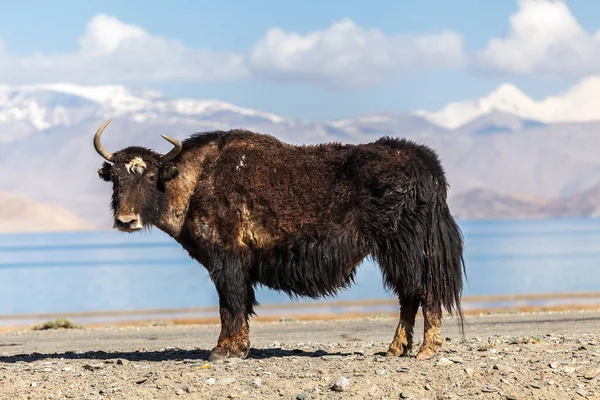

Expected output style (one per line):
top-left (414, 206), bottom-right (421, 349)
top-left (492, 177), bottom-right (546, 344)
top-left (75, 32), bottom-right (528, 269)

top-left (1, 218), bottom-right (600, 322)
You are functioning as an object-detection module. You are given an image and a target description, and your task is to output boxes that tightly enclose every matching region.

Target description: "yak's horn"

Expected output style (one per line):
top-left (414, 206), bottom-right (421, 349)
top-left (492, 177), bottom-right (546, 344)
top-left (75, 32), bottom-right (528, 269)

top-left (160, 134), bottom-right (182, 163)
top-left (93, 120), bottom-right (114, 162)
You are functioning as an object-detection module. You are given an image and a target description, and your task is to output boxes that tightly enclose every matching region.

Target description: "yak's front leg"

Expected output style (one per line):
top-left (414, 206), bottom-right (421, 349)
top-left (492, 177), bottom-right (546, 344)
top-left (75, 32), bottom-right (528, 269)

top-left (208, 258), bottom-right (256, 361)
top-left (386, 297), bottom-right (419, 357)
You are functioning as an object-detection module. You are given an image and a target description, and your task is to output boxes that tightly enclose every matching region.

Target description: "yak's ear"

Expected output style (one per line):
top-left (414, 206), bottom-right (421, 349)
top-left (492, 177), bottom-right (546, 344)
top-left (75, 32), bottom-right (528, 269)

top-left (97, 162), bottom-right (112, 181)
top-left (158, 163), bottom-right (180, 183)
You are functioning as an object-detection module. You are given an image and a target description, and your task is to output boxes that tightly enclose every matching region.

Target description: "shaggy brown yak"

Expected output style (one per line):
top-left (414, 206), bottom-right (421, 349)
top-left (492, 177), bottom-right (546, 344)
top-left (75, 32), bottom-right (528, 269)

top-left (93, 120), bottom-right (466, 361)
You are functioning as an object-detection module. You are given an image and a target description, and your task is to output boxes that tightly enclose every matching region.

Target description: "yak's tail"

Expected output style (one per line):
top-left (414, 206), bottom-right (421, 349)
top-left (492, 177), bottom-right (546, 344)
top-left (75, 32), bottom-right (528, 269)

top-left (424, 179), bottom-right (467, 336)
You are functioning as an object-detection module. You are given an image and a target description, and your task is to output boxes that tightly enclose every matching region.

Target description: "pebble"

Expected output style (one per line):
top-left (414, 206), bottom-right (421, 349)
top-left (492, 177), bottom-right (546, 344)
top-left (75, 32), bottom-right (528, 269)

top-left (584, 363), bottom-right (600, 379)
top-left (400, 390), bottom-right (413, 398)
top-left (506, 395), bottom-right (518, 400)
top-left (191, 362), bottom-right (211, 369)
top-left (332, 376), bottom-right (350, 392)
top-left (482, 385), bottom-right (498, 393)
top-left (31, 382), bottom-right (37, 388)
top-left (296, 394), bottom-right (307, 400)
top-left (83, 364), bottom-right (104, 371)
top-left (205, 378), bottom-right (216, 386)
top-left (375, 369), bottom-right (386, 375)
top-left (321, 355), bottom-right (342, 361)
top-left (175, 389), bottom-right (186, 396)
top-left (576, 388), bottom-right (588, 397)
top-left (563, 366), bottom-right (576, 374)
top-left (530, 383), bottom-right (542, 389)
top-left (448, 356), bottom-right (464, 364)
top-left (252, 378), bottom-right (262, 388)
top-left (438, 358), bottom-right (454, 366)
top-left (464, 367), bottom-right (474, 377)
top-left (116, 359), bottom-right (129, 366)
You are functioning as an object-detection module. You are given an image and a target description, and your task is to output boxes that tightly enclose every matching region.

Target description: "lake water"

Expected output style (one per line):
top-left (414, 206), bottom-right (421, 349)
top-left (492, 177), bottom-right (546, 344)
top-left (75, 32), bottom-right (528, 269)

top-left (1, 218), bottom-right (600, 325)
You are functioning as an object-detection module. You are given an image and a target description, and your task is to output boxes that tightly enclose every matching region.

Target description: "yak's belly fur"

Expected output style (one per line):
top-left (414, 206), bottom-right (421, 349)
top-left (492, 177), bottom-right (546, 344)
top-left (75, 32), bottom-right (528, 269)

top-left (252, 234), bottom-right (369, 299)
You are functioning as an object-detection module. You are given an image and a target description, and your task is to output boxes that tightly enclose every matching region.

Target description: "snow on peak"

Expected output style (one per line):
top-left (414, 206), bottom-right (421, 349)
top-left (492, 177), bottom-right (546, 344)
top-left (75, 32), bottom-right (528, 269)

top-left (414, 76), bottom-right (600, 130)
top-left (0, 82), bottom-right (288, 138)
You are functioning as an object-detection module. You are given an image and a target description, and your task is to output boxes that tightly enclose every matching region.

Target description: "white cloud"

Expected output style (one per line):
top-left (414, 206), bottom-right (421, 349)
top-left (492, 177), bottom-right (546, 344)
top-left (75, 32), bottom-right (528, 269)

top-left (476, 0), bottom-right (600, 76)
top-left (247, 18), bottom-right (465, 88)
top-left (0, 14), bottom-right (248, 85)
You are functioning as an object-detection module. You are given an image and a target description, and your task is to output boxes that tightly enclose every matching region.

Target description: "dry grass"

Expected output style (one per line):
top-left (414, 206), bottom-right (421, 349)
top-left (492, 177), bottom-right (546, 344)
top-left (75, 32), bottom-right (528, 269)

top-left (31, 318), bottom-right (83, 331)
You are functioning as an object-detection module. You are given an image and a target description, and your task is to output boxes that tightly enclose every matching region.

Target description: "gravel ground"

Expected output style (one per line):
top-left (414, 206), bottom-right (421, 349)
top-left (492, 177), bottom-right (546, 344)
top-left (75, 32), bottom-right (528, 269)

top-left (0, 310), bottom-right (599, 399)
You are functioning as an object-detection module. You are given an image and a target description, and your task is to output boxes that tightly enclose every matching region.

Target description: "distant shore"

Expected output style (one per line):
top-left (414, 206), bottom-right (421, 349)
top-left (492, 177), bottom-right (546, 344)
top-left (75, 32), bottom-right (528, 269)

top-left (1, 291), bottom-right (599, 331)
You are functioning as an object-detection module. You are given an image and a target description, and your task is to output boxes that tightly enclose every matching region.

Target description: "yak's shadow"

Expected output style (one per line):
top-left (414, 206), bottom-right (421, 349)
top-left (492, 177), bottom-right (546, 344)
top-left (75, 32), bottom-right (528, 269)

top-left (0, 347), bottom-right (356, 364)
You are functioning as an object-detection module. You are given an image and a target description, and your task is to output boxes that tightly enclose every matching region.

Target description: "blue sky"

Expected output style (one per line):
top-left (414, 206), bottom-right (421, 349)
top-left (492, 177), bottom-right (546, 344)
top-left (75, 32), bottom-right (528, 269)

top-left (1, 0), bottom-right (599, 120)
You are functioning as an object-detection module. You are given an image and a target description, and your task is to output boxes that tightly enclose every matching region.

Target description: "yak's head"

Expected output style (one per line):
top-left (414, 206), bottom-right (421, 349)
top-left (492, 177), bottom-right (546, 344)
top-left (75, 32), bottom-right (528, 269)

top-left (93, 120), bottom-right (182, 232)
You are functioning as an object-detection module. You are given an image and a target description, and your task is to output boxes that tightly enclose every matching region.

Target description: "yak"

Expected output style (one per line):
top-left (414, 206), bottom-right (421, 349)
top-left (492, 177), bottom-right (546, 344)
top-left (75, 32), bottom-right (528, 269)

top-left (93, 120), bottom-right (466, 361)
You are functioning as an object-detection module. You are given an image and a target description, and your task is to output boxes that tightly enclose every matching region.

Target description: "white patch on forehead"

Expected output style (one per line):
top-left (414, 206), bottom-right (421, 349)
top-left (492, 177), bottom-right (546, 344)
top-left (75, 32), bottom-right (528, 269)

top-left (125, 157), bottom-right (147, 174)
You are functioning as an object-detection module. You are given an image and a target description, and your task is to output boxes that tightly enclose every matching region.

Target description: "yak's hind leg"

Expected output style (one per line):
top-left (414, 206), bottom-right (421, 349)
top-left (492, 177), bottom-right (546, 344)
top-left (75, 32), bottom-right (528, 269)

top-left (208, 252), bottom-right (256, 361)
top-left (415, 295), bottom-right (443, 360)
top-left (385, 297), bottom-right (419, 357)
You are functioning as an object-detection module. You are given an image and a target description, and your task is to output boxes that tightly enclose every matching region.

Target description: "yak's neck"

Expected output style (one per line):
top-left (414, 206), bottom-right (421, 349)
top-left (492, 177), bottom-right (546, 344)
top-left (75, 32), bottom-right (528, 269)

top-left (153, 148), bottom-right (211, 238)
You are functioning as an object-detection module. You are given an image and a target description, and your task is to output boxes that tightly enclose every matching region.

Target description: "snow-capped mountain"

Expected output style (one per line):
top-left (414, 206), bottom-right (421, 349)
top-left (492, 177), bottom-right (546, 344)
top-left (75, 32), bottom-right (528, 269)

top-left (0, 83), bottom-right (291, 143)
top-left (414, 75), bottom-right (600, 130)
top-left (2, 78), bottom-right (600, 228)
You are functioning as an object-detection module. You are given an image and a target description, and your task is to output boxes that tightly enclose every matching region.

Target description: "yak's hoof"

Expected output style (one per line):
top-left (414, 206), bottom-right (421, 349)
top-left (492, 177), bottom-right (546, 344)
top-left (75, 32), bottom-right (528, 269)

top-left (208, 346), bottom-right (249, 362)
top-left (415, 346), bottom-right (438, 360)
top-left (385, 345), bottom-right (410, 357)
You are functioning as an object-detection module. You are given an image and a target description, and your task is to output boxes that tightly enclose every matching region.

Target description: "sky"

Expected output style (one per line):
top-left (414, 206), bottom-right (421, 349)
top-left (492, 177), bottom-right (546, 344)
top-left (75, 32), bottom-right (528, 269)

top-left (1, 0), bottom-right (600, 120)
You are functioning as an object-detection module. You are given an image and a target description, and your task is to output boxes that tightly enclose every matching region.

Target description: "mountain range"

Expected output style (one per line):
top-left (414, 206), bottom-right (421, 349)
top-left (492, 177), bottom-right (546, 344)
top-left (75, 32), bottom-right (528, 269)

top-left (2, 77), bottom-right (600, 231)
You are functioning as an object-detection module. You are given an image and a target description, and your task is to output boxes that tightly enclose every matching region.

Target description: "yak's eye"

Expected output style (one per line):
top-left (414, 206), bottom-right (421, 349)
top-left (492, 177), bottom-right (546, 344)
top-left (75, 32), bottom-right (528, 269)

top-left (148, 174), bottom-right (156, 182)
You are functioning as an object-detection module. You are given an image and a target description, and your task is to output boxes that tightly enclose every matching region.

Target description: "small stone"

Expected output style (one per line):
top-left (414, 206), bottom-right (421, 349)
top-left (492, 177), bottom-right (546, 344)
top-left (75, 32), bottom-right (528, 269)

top-left (176, 389), bottom-right (186, 396)
top-left (332, 376), bottom-right (350, 392)
top-left (400, 390), bottom-right (413, 398)
top-left (375, 369), bottom-right (386, 375)
top-left (206, 378), bottom-right (216, 385)
top-left (584, 363), bottom-right (600, 379)
top-left (448, 356), bottom-right (464, 364)
top-left (228, 394), bottom-right (238, 399)
top-left (296, 394), bottom-right (307, 400)
top-left (116, 359), bottom-right (128, 365)
top-left (506, 395), bottom-right (518, 400)
top-left (425, 384), bottom-right (433, 391)
top-left (576, 389), bottom-right (587, 397)
top-left (438, 358), bottom-right (454, 366)
top-left (31, 382), bottom-right (37, 388)
top-left (135, 378), bottom-right (148, 385)
top-left (321, 355), bottom-right (342, 361)
top-left (218, 377), bottom-right (236, 385)
top-left (563, 366), bottom-right (576, 374)
top-left (83, 364), bottom-right (104, 371)
top-left (549, 362), bottom-right (558, 369)
top-left (464, 367), bottom-right (474, 377)
top-left (482, 385), bottom-right (498, 393)
top-left (252, 378), bottom-right (262, 388)
top-left (191, 362), bottom-right (211, 369)
top-left (530, 383), bottom-right (542, 389)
